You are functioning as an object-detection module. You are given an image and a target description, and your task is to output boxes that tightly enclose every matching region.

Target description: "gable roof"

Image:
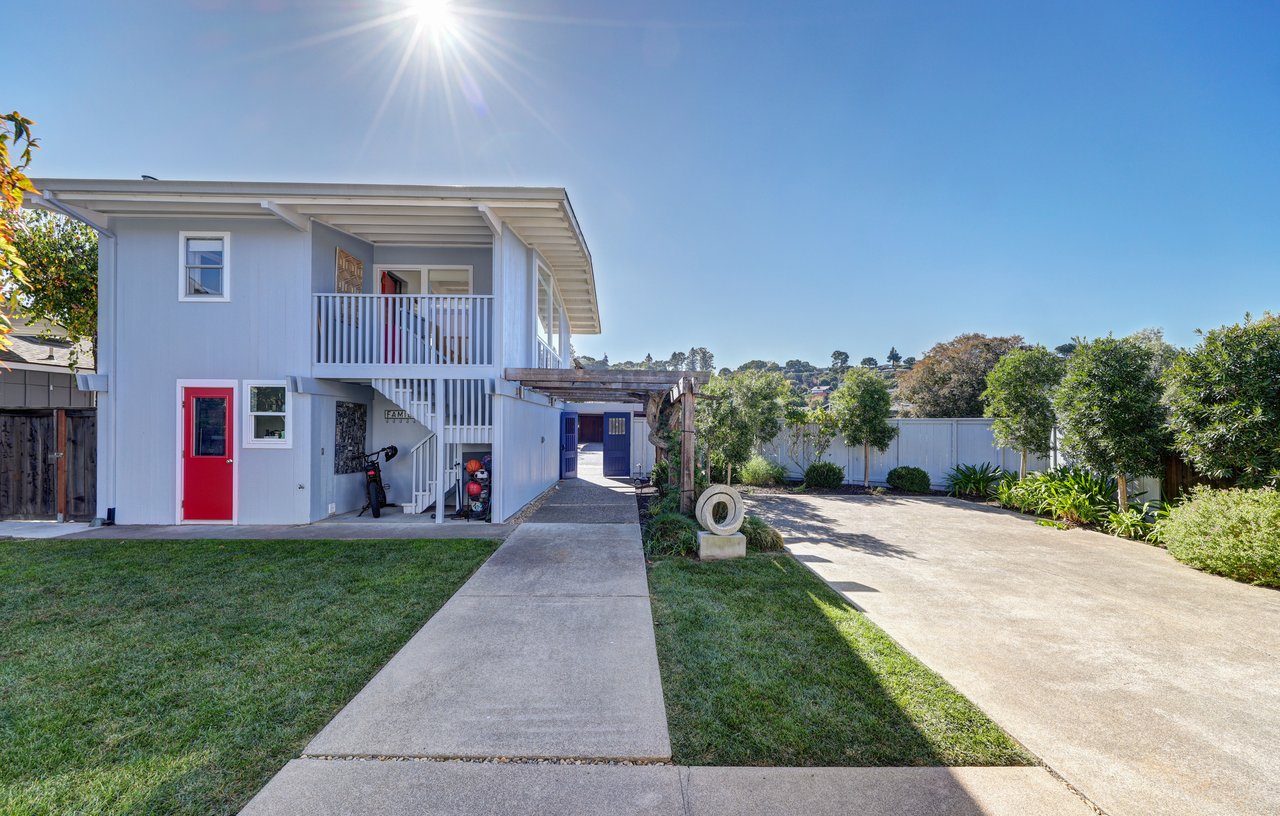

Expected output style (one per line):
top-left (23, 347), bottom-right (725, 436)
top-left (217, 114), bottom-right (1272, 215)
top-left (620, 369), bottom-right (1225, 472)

top-left (29, 178), bottom-right (601, 335)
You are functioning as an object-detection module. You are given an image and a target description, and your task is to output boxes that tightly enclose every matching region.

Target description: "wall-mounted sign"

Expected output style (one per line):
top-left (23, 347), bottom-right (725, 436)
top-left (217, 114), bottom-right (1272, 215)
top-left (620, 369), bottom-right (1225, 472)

top-left (385, 409), bottom-right (411, 421)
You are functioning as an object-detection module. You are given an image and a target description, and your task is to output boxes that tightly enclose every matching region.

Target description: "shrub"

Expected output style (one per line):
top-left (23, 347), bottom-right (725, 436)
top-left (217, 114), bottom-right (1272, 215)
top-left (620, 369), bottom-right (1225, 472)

top-left (741, 514), bottom-right (785, 552)
top-left (643, 512), bottom-right (699, 558)
top-left (648, 491), bottom-right (681, 517)
top-left (887, 466), bottom-right (932, 493)
top-left (650, 458), bottom-right (670, 494)
top-left (1106, 503), bottom-right (1158, 540)
top-left (1157, 487), bottom-right (1280, 586)
top-left (804, 461), bottom-right (844, 490)
top-left (995, 467), bottom-right (1118, 525)
top-left (740, 454), bottom-right (786, 487)
top-left (945, 463), bottom-right (1005, 498)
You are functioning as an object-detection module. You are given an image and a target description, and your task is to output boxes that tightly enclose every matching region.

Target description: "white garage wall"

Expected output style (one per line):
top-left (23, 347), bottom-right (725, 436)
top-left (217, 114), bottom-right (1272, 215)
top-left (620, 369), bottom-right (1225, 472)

top-left (494, 392), bottom-right (560, 522)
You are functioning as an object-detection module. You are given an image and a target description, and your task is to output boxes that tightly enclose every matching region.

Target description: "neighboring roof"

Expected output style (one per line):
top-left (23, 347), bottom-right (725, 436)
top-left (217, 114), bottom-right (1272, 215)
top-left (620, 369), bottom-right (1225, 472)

top-left (29, 178), bottom-right (601, 334)
top-left (1, 333), bottom-right (93, 371)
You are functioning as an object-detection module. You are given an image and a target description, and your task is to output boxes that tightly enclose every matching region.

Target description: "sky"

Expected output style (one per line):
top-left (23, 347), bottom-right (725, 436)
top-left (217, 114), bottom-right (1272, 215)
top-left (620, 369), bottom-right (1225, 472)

top-left (10, 0), bottom-right (1280, 368)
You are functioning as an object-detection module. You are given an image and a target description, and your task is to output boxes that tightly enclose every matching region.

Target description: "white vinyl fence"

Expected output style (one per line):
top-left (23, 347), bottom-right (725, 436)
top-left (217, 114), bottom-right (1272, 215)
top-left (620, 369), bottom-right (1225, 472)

top-left (761, 418), bottom-right (1049, 490)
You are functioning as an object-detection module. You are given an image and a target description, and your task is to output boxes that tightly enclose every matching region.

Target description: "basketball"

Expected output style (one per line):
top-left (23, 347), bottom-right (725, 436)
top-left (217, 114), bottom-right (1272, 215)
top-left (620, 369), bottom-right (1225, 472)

top-left (466, 480), bottom-right (483, 498)
top-left (465, 459), bottom-right (482, 474)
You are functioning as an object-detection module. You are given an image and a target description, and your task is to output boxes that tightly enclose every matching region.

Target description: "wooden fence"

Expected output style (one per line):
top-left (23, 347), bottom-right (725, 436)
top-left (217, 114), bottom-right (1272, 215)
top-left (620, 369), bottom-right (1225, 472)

top-left (0, 408), bottom-right (96, 520)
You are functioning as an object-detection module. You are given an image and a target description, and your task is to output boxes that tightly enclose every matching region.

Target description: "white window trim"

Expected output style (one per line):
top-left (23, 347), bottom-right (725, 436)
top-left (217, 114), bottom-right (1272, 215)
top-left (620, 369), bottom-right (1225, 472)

top-left (178, 231), bottom-right (231, 302)
top-left (243, 379), bottom-right (292, 449)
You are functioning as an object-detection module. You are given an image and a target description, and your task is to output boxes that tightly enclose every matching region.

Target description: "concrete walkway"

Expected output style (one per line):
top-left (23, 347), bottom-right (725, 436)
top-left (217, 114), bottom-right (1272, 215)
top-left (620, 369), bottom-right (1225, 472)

top-left (751, 493), bottom-right (1280, 816)
top-left (241, 456), bottom-right (1092, 815)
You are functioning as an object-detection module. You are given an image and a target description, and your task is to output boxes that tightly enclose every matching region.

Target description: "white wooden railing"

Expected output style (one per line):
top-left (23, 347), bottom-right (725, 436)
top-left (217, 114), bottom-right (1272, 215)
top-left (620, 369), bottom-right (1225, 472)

top-left (410, 433), bottom-right (438, 514)
top-left (535, 336), bottom-right (562, 369)
top-left (314, 294), bottom-right (494, 367)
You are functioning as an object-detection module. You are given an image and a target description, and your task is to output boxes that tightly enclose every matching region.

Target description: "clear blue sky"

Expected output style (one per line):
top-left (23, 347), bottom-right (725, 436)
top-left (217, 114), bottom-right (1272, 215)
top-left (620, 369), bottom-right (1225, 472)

top-left (13, 0), bottom-right (1279, 367)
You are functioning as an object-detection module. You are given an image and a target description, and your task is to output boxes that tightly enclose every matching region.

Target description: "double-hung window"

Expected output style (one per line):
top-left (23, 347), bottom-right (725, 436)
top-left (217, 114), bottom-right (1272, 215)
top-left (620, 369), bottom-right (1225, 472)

top-left (179, 231), bottom-right (230, 301)
top-left (244, 380), bottom-right (290, 448)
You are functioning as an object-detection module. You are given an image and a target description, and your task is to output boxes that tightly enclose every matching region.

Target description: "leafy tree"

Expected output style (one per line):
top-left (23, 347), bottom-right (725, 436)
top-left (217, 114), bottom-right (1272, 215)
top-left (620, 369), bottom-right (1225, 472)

top-left (902, 356), bottom-right (917, 368)
top-left (830, 350), bottom-right (849, 375)
top-left (784, 358), bottom-right (815, 373)
top-left (1126, 327), bottom-right (1180, 377)
top-left (860, 356), bottom-right (878, 368)
top-left (1054, 342), bottom-right (1077, 358)
top-left (642, 353), bottom-right (655, 369)
top-left (1, 112), bottom-right (39, 354)
top-left (10, 210), bottom-right (98, 368)
top-left (1054, 336), bottom-right (1167, 506)
top-left (830, 367), bottom-right (898, 487)
top-left (898, 333), bottom-right (1023, 417)
top-left (781, 403), bottom-right (836, 471)
top-left (668, 350), bottom-right (687, 371)
top-left (982, 346), bottom-right (1064, 477)
top-left (697, 370), bottom-right (789, 483)
top-left (886, 346), bottom-right (902, 369)
top-left (1163, 313), bottom-right (1280, 487)
top-left (736, 359), bottom-right (780, 372)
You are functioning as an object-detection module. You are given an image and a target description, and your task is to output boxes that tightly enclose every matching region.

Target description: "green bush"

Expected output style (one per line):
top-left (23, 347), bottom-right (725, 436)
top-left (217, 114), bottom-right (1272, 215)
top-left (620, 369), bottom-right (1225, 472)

top-left (740, 454), bottom-right (786, 486)
top-left (648, 491), bottom-right (681, 517)
top-left (946, 463), bottom-right (1005, 498)
top-left (887, 466), bottom-right (932, 493)
top-left (741, 514), bottom-right (785, 552)
top-left (1157, 487), bottom-right (1280, 586)
top-left (995, 467), bottom-right (1117, 526)
top-left (804, 461), bottom-right (844, 490)
top-left (1106, 503), bottom-right (1158, 540)
top-left (643, 512), bottom-right (700, 558)
top-left (650, 458), bottom-right (671, 495)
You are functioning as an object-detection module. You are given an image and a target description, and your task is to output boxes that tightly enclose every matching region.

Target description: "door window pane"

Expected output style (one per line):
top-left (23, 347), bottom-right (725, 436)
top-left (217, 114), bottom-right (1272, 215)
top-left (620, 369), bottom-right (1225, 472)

top-left (193, 397), bottom-right (227, 456)
top-left (608, 417), bottom-right (626, 435)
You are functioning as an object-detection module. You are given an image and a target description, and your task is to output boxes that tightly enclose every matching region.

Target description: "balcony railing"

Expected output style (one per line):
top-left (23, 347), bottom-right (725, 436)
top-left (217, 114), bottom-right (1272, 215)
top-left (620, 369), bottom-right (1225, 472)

top-left (536, 336), bottom-right (562, 369)
top-left (314, 294), bottom-right (494, 368)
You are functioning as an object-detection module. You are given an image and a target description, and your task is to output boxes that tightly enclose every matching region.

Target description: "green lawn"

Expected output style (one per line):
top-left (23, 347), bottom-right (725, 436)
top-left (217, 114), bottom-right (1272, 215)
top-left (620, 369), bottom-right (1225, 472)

top-left (0, 537), bottom-right (498, 816)
top-left (648, 553), bottom-right (1034, 767)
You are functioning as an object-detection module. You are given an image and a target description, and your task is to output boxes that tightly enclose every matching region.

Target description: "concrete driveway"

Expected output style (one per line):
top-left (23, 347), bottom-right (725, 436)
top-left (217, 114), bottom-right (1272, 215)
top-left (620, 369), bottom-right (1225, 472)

top-left (750, 493), bottom-right (1280, 816)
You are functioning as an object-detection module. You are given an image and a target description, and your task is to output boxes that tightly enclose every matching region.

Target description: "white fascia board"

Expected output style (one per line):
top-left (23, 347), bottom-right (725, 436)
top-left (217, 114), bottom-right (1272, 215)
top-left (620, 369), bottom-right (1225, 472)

top-left (259, 200), bottom-right (311, 231)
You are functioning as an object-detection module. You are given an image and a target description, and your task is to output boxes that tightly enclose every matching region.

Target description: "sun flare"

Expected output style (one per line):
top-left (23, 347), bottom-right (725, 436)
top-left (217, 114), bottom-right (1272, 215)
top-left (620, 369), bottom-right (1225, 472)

top-left (406, 0), bottom-right (456, 33)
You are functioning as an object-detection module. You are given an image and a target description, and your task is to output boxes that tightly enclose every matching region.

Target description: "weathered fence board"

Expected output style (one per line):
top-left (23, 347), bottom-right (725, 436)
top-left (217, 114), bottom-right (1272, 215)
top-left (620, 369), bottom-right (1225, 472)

top-left (0, 411), bottom-right (57, 518)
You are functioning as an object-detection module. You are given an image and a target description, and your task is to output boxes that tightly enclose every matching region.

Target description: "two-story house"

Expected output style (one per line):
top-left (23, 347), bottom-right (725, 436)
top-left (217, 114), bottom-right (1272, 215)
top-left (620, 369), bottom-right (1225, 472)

top-left (28, 179), bottom-right (602, 525)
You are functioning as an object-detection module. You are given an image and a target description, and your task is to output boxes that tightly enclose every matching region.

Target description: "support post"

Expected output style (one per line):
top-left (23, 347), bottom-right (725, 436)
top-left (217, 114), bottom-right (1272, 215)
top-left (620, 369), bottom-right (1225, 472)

top-left (434, 378), bottom-right (446, 523)
top-left (680, 377), bottom-right (696, 515)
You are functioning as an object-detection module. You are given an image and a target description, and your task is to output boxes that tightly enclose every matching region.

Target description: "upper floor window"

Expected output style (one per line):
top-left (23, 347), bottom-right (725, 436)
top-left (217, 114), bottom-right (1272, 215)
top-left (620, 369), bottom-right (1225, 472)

top-left (179, 231), bottom-right (230, 302)
top-left (536, 267), bottom-right (552, 346)
top-left (426, 267), bottom-right (472, 295)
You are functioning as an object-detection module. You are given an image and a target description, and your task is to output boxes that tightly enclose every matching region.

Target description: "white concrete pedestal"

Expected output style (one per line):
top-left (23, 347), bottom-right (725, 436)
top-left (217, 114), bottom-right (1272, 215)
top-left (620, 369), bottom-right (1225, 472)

top-left (698, 531), bottom-right (746, 560)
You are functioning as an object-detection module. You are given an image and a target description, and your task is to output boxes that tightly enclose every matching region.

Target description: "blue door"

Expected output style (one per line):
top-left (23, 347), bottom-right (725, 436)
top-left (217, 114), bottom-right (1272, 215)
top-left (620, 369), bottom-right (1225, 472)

top-left (603, 412), bottom-right (631, 478)
top-left (560, 412), bottom-right (578, 479)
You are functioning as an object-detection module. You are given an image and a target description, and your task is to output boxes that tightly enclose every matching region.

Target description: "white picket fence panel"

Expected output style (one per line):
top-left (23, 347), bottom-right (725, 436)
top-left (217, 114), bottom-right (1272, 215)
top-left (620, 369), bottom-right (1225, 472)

top-left (761, 418), bottom-right (1049, 489)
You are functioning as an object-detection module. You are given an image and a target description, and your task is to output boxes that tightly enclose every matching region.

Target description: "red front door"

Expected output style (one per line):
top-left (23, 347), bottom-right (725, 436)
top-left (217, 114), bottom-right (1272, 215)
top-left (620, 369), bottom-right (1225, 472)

top-left (381, 271), bottom-right (401, 363)
top-left (182, 387), bottom-right (234, 521)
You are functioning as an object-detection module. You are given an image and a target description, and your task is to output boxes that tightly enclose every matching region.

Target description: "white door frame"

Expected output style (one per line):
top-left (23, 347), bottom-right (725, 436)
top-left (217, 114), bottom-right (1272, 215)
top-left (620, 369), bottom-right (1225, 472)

top-left (175, 378), bottom-right (240, 525)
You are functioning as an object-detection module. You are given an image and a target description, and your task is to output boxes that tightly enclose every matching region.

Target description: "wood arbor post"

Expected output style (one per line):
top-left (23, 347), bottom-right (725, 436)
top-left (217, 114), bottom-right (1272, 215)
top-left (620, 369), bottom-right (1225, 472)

top-left (678, 376), bottom-right (696, 515)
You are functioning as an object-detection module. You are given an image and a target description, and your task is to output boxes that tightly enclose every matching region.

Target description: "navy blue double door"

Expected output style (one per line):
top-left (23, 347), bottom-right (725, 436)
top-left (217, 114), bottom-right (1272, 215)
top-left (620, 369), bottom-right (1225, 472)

top-left (560, 411), bottom-right (630, 479)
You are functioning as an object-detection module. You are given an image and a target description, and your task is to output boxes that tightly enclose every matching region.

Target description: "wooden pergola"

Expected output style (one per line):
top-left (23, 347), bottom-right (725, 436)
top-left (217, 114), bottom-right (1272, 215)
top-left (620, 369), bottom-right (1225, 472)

top-left (504, 368), bottom-right (712, 512)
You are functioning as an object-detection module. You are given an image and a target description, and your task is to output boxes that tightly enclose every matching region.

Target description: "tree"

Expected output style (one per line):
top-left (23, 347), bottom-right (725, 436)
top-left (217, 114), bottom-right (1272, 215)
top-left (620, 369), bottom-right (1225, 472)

top-left (830, 350), bottom-right (849, 375)
top-left (1126, 327), bottom-right (1179, 377)
top-left (860, 356), bottom-right (878, 368)
top-left (1, 112), bottom-right (39, 354)
top-left (830, 367), bottom-right (898, 487)
top-left (1054, 336), bottom-right (1166, 506)
top-left (642, 353), bottom-right (655, 369)
top-left (668, 350), bottom-right (687, 371)
top-left (10, 210), bottom-right (98, 369)
top-left (982, 346), bottom-right (1064, 477)
top-left (886, 347), bottom-right (902, 369)
top-left (1163, 313), bottom-right (1280, 487)
top-left (902, 356), bottom-right (917, 369)
top-left (697, 369), bottom-right (788, 483)
top-left (781, 402), bottom-right (836, 471)
top-left (1054, 342), bottom-right (1077, 358)
top-left (898, 333), bottom-right (1023, 417)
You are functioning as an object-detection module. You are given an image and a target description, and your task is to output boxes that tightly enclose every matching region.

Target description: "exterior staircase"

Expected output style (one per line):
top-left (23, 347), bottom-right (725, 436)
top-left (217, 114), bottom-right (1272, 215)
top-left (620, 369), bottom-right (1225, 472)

top-left (371, 378), bottom-right (494, 518)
